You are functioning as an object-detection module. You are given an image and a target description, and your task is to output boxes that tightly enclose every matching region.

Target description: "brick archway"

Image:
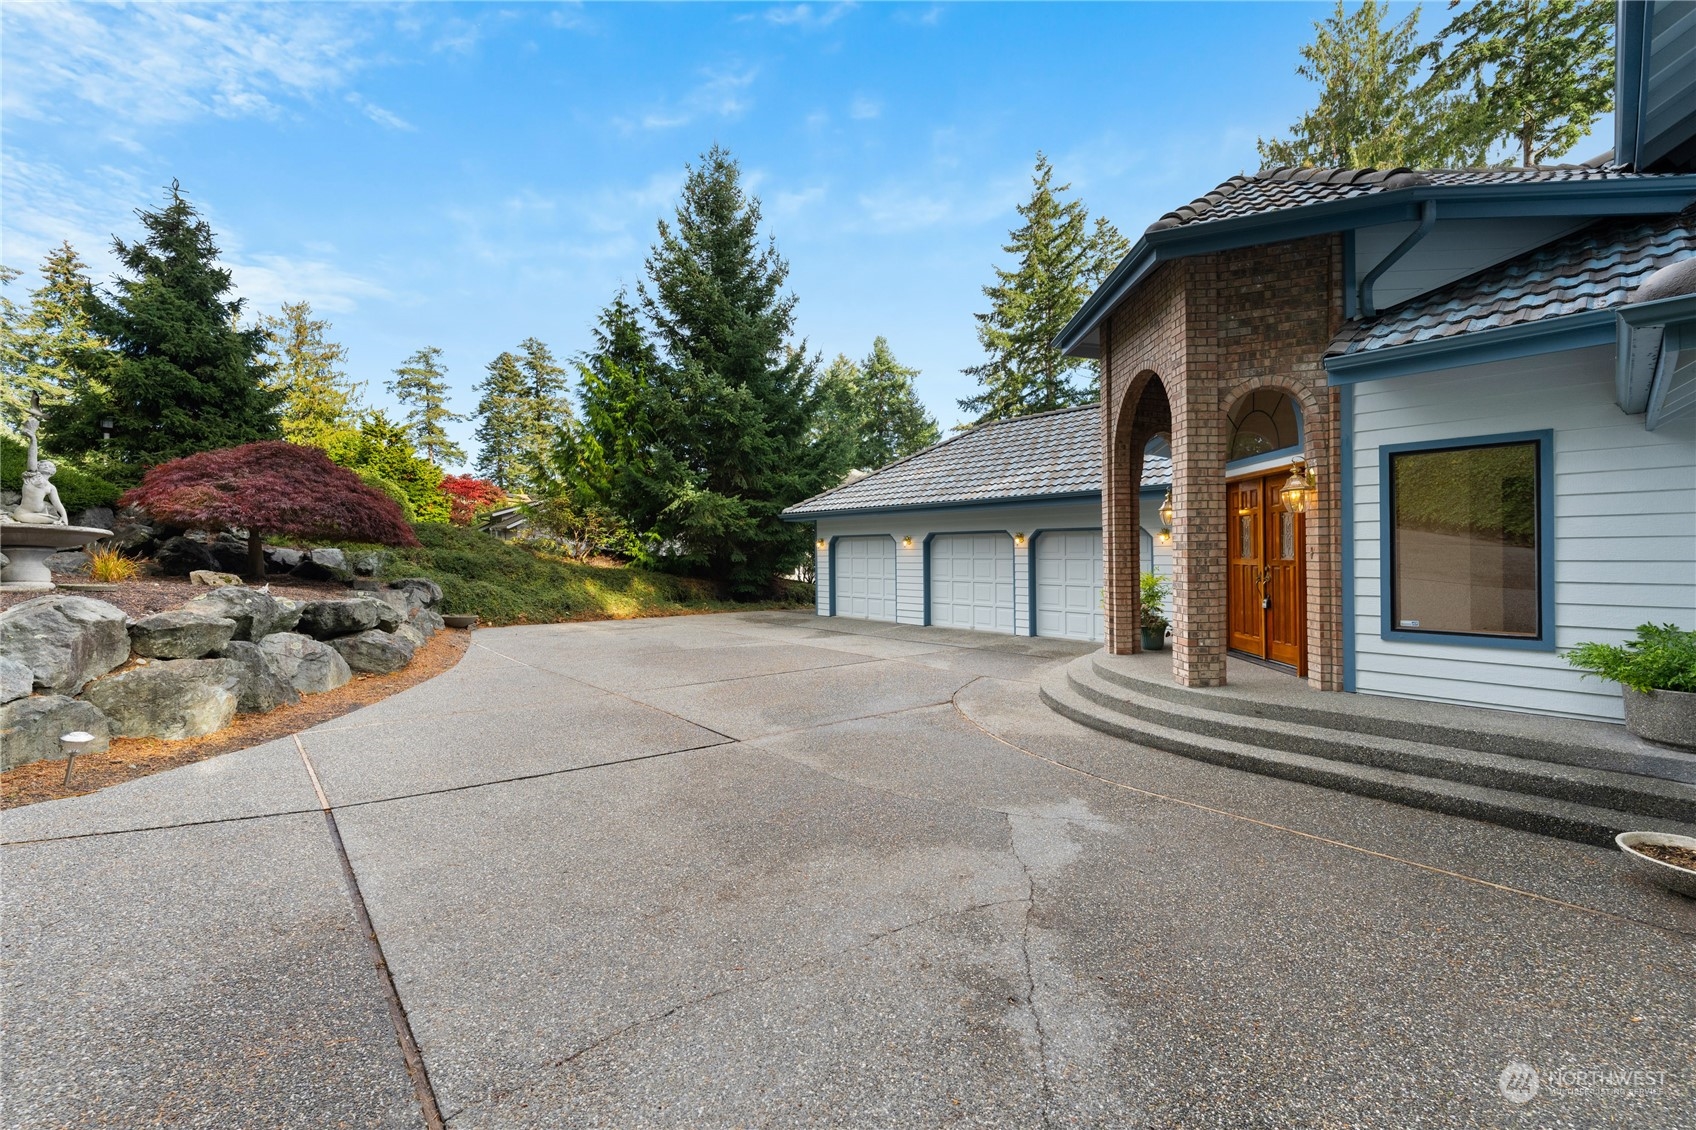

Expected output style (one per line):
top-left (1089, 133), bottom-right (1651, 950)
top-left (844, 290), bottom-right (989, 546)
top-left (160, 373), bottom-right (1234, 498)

top-left (1105, 370), bottom-right (1172, 655)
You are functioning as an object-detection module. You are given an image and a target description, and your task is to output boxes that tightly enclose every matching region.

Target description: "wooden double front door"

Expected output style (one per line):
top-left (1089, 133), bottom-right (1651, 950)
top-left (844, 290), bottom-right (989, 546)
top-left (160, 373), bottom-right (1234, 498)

top-left (1227, 471), bottom-right (1306, 673)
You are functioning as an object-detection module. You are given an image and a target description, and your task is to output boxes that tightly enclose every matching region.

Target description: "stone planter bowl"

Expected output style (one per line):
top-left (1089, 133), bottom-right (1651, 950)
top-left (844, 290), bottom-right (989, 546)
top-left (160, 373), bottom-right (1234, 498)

top-left (1615, 831), bottom-right (1696, 898)
top-left (443, 614), bottom-right (478, 630)
top-left (1622, 686), bottom-right (1696, 750)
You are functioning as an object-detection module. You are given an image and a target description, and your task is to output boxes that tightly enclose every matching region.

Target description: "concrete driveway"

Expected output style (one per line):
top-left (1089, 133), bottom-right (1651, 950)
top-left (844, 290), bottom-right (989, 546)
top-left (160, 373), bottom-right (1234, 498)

top-left (4, 611), bottom-right (1692, 1128)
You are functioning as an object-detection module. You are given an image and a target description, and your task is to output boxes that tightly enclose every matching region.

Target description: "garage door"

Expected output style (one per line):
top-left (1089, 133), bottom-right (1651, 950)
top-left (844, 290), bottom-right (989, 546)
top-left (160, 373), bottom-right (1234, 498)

top-left (928, 533), bottom-right (1014, 633)
top-left (833, 536), bottom-right (897, 621)
top-left (1035, 530), bottom-right (1103, 642)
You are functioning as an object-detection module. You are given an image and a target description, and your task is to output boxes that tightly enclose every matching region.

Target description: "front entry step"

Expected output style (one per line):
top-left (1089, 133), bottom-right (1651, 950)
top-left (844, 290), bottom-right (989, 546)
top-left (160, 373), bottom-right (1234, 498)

top-left (1039, 654), bottom-right (1696, 847)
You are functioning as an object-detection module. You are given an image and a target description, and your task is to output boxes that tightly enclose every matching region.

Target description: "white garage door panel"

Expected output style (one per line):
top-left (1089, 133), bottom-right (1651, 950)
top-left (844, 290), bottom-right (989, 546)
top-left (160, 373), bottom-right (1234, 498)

top-left (1035, 531), bottom-right (1103, 642)
top-left (929, 533), bottom-right (1014, 634)
top-left (834, 536), bottom-right (897, 621)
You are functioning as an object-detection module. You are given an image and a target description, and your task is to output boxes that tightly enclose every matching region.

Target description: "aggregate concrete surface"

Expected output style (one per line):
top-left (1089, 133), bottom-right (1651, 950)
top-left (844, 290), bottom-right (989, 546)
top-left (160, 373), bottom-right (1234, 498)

top-left (3, 611), bottom-right (1692, 1128)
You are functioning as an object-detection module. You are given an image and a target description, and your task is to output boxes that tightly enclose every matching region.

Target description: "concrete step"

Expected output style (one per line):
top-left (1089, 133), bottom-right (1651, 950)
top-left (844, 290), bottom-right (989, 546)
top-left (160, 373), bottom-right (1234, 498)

top-left (1088, 654), bottom-right (1696, 785)
top-left (1039, 662), bottom-right (1696, 847)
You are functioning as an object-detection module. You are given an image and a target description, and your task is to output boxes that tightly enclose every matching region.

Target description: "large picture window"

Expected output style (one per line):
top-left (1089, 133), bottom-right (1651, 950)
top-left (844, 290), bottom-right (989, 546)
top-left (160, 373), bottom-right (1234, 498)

top-left (1382, 433), bottom-right (1552, 648)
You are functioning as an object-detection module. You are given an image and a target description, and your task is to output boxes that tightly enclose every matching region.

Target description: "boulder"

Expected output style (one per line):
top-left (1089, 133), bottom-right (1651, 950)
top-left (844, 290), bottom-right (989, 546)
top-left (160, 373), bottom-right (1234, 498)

top-left (186, 586), bottom-right (296, 642)
top-left (82, 660), bottom-right (239, 740)
top-left (347, 550), bottom-right (384, 577)
top-left (128, 609), bottom-right (238, 660)
top-left (109, 510), bottom-right (165, 556)
top-left (258, 633), bottom-right (353, 694)
top-left (0, 695), bottom-right (112, 770)
top-left (213, 641), bottom-right (301, 714)
top-left (298, 595), bottom-right (398, 639)
top-left (270, 598), bottom-right (305, 637)
top-left (413, 608), bottom-right (445, 640)
top-left (294, 547), bottom-right (349, 581)
top-left (330, 629), bottom-right (416, 675)
top-left (189, 569), bottom-right (243, 588)
top-left (0, 596), bottom-right (131, 695)
top-left (208, 533), bottom-right (250, 575)
top-left (394, 623), bottom-right (427, 650)
top-left (387, 577), bottom-right (443, 611)
top-left (72, 505), bottom-right (116, 530)
top-left (0, 656), bottom-right (34, 705)
top-left (154, 536), bottom-right (219, 577)
top-left (46, 550), bottom-right (91, 575)
top-left (265, 546), bottom-right (303, 573)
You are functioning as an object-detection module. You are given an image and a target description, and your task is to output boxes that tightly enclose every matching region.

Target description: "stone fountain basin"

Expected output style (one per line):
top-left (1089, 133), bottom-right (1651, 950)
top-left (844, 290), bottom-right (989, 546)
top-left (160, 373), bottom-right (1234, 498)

top-left (0, 525), bottom-right (114, 591)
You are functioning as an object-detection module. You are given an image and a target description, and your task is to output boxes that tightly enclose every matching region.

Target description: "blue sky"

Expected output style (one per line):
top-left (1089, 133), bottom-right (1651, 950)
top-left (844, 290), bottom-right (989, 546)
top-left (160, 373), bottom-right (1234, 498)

top-left (2, 1), bottom-right (1609, 470)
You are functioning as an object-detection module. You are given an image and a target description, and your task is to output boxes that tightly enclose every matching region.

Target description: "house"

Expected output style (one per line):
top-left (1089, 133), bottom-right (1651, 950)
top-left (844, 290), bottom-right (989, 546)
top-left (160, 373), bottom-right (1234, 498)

top-left (781, 405), bottom-right (1172, 643)
top-left (1046, 2), bottom-right (1695, 723)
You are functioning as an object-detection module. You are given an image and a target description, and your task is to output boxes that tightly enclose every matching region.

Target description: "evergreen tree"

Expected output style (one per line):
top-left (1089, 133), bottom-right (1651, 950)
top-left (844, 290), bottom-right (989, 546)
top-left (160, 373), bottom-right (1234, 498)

top-left (1, 244), bottom-right (112, 436)
top-left (473, 350), bottom-right (528, 491)
top-left (638, 145), bottom-right (838, 593)
top-left (1420, 0), bottom-right (1614, 167)
top-left (960, 155), bottom-right (1128, 423)
top-left (258, 300), bottom-right (363, 448)
top-left (323, 409), bottom-right (451, 523)
top-left (0, 267), bottom-right (28, 436)
top-left (855, 336), bottom-right (938, 467)
top-left (50, 182), bottom-right (279, 464)
top-left (811, 352), bottom-right (867, 473)
top-left (515, 336), bottom-right (571, 491)
top-left (388, 345), bottom-right (466, 466)
top-left (1257, 1), bottom-right (1456, 169)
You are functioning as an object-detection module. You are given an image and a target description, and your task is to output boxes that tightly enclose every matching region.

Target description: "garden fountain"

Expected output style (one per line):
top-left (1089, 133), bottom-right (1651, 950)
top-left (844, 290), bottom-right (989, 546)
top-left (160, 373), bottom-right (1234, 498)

top-left (0, 408), bottom-right (112, 592)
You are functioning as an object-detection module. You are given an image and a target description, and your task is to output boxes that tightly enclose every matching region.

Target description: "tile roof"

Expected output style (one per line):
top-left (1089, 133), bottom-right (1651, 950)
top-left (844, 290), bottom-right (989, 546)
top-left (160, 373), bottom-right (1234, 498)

top-left (783, 404), bottom-right (1166, 517)
top-left (1148, 164), bottom-right (1658, 232)
top-left (1327, 205), bottom-right (1696, 358)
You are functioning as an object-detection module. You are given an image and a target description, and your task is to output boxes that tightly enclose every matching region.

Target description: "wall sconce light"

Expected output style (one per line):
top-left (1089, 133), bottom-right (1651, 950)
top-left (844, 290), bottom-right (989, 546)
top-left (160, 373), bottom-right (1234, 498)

top-left (1013, 532), bottom-right (1027, 546)
top-left (1280, 459), bottom-right (1318, 514)
top-left (816, 538), bottom-right (826, 549)
top-left (1157, 527), bottom-right (1172, 545)
top-left (902, 535), bottom-right (914, 548)
top-left (1157, 488), bottom-right (1175, 528)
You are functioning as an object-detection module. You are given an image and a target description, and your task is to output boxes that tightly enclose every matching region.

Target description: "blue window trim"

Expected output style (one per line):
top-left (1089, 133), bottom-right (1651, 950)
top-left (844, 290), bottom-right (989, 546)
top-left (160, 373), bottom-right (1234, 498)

top-left (1024, 527), bottom-right (1104, 637)
top-left (923, 530), bottom-right (1017, 633)
top-left (1225, 443), bottom-right (1304, 478)
top-left (1377, 429), bottom-right (1556, 652)
top-left (1339, 385), bottom-right (1356, 691)
top-left (826, 533), bottom-right (897, 620)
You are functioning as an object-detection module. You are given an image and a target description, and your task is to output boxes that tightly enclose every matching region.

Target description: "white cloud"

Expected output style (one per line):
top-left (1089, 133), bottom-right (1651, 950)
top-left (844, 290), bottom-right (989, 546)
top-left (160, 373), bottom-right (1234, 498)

top-left (763, 3), bottom-right (855, 28)
top-left (617, 67), bottom-right (758, 132)
top-left (225, 253), bottom-right (393, 315)
top-left (772, 184), bottom-right (829, 218)
top-left (854, 170), bottom-right (1026, 235)
top-left (346, 93), bottom-right (416, 132)
top-left (849, 95), bottom-right (882, 121)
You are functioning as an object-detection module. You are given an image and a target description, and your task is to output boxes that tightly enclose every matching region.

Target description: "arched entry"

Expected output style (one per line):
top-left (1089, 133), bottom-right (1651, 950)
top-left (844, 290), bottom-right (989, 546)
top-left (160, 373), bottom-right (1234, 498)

top-left (1225, 389), bottom-right (1306, 673)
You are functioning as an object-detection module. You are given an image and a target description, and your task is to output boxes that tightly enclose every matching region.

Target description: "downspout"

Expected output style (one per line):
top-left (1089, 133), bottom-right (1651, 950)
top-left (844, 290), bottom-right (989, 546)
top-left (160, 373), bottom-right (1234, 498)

top-left (1358, 200), bottom-right (1437, 318)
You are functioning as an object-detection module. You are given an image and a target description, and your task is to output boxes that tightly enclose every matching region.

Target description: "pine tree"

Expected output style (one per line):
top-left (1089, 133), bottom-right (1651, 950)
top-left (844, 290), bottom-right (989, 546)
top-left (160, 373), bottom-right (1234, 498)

top-left (49, 182), bottom-right (279, 464)
top-left (0, 267), bottom-right (29, 436)
top-left (959, 155), bottom-right (1129, 424)
top-left (1420, 0), bottom-right (1614, 167)
top-left (259, 300), bottom-right (363, 448)
top-left (388, 346), bottom-right (466, 466)
top-left (473, 351), bottom-right (528, 491)
top-left (1, 244), bottom-right (112, 437)
top-left (811, 352), bottom-right (867, 473)
top-left (515, 337), bottom-right (571, 491)
top-left (638, 145), bottom-right (838, 593)
top-left (856, 336), bottom-right (938, 467)
top-left (1257, 1), bottom-right (1456, 169)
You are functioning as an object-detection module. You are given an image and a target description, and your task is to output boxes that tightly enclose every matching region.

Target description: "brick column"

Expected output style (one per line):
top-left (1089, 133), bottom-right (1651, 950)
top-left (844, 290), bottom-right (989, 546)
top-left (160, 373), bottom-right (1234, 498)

top-left (1169, 379), bottom-right (1228, 687)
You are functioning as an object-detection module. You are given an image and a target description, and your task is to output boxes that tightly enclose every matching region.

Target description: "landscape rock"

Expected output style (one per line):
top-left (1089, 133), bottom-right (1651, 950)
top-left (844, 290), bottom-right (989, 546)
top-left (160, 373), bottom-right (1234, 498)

top-left (72, 505), bottom-right (116, 530)
top-left (213, 641), bottom-right (301, 714)
top-left (387, 577), bottom-right (443, 610)
top-left (0, 595), bottom-right (131, 695)
top-left (297, 597), bottom-right (387, 639)
top-left (347, 550), bottom-right (384, 577)
top-left (394, 623), bottom-right (427, 650)
top-left (186, 586), bottom-right (295, 641)
top-left (413, 608), bottom-right (444, 639)
top-left (258, 632), bottom-right (353, 694)
top-left (189, 569), bottom-right (243, 588)
top-left (269, 598), bottom-right (305, 637)
top-left (82, 661), bottom-right (239, 740)
top-left (0, 695), bottom-right (112, 770)
top-left (129, 609), bottom-right (239, 659)
top-left (330, 628), bottom-right (416, 674)
top-left (265, 546), bottom-right (303, 573)
top-left (154, 536), bottom-right (220, 577)
top-left (45, 550), bottom-right (91, 575)
top-left (294, 547), bottom-right (349, 581)
top-left (207, 532), bottom-right (251, 574)
top-left (109, 510), bottom-right (166, 556)
top-left (0, 656), bottom-right (34, 705)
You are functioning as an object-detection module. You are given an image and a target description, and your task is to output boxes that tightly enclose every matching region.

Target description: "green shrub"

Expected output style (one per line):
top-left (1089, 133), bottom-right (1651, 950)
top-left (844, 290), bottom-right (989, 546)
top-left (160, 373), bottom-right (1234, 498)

top-left (1140, 571), bottom-right (1170, 630)
top-left (1567, 623), bottom-right (1696, 694)
top-left (0, 434), bottom-right (122, 514)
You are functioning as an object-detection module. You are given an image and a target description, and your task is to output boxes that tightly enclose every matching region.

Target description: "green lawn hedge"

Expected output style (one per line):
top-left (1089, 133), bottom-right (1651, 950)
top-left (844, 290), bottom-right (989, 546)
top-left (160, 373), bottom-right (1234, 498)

top-left (0, 435), bottom-right (123, 514)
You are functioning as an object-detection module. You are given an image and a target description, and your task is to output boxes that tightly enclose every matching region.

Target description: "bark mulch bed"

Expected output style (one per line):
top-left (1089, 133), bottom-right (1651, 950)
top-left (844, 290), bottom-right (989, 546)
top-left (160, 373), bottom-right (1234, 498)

top-left (0, 573), bottom-right (351, 617)
top-left (1, 627), bottom-right (471, 810)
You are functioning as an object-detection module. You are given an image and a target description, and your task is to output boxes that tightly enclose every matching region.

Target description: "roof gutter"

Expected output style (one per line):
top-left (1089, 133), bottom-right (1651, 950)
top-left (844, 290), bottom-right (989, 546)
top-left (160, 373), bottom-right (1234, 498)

top-left (1324, 308), bottom-right (1617, 384)
top-left (1616, 292), bottom-right (1696, 421)
top-left (1357, 200), bottom-right (1436, 318)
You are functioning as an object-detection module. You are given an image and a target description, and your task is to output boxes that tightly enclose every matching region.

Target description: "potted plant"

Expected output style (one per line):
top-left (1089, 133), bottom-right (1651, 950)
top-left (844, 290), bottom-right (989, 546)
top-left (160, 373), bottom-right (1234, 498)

top-left (1140, 571), bottom-right (1170, 652)
top-left (1567, 623), bottom-right (1696, 749)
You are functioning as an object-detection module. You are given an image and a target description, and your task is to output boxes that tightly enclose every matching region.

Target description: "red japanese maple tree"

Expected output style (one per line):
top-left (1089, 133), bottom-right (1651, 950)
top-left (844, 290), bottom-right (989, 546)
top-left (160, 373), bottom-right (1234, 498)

top-left (121, 441), bottom-right (419, 578)
top-left (440, 474), bottom-right (506, 526)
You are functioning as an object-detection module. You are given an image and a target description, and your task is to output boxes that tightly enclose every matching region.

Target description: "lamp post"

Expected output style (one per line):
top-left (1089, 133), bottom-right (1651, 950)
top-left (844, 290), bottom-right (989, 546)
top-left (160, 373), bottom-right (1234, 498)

top-left (60, 731), bottom-right (97, 786)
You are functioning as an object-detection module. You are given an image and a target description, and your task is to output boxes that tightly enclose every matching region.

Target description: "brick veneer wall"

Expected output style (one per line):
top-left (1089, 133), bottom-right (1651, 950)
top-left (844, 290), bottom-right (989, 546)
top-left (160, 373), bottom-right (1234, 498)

top-left (1101, 236), bottom-right (1345, 690)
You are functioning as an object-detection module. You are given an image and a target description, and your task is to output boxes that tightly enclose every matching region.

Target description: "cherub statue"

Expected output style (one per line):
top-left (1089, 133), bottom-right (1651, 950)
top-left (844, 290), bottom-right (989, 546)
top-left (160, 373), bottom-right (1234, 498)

top-left (5, 406), bottom-right (68, 526)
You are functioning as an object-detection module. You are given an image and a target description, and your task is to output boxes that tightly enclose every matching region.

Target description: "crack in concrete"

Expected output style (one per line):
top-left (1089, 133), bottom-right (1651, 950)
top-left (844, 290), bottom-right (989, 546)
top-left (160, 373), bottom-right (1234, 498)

top-left (1007, 817), bottom-right (1057, 1130)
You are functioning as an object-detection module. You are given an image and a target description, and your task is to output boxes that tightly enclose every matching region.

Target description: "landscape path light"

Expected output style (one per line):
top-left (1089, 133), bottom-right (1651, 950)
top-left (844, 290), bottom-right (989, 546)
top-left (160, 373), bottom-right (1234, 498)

top-left (59, 731), bottom-right (97, 786)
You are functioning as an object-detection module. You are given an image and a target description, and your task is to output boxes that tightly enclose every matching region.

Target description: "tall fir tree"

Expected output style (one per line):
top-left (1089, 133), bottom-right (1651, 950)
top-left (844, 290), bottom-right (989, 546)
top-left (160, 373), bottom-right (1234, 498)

top-left (259, 300), bottom-right (363, 448)
top-left (388, 345), bottom-right (466, 466)
top-left (515, 336), bottom-right (571, 491)
top-left (811, 352), bottom-right (868, 475)
top-left (1, 244), bottom-right (112, 436)
top-left (473, 350), bottom-right (528, 491)
top-left (1257, 1), bottom-right (1455, 169)
top-left (1420, 0), bottom-right (1614, 167)
top-left (48, 182), bottom-right (279, 465)
top-left (638, 145), bottom-right (838, 593)
top-left (959, 155), bottom-right (1129, 424)
top-left (855, 337), bottom-right (939, 467)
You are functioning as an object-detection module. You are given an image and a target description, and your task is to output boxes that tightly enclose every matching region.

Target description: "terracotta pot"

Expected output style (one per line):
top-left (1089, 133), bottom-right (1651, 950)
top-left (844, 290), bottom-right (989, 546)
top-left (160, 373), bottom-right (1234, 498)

top-left (1622, 686), bottom-right (1696, 750)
